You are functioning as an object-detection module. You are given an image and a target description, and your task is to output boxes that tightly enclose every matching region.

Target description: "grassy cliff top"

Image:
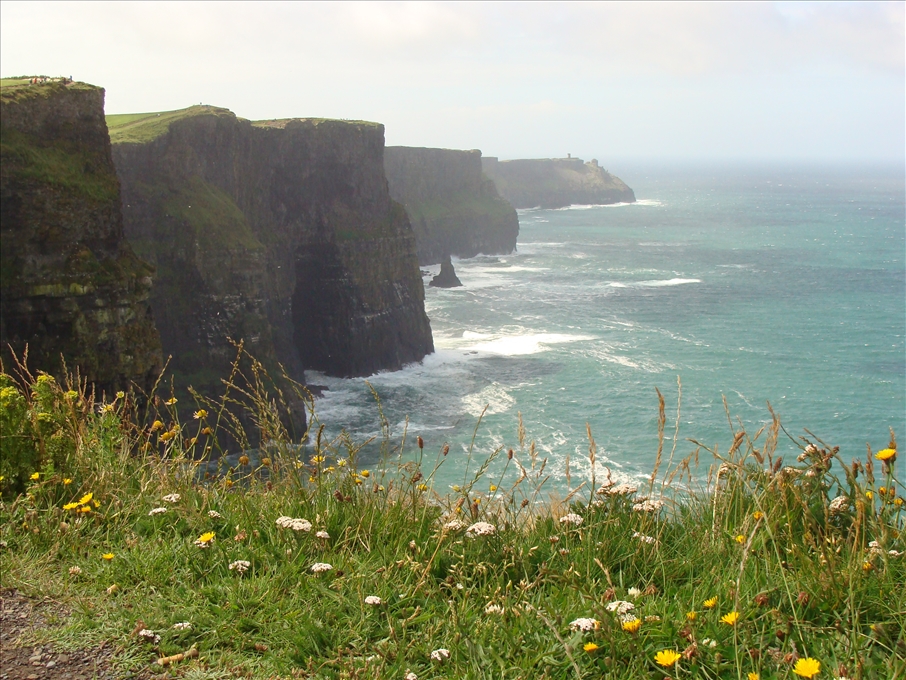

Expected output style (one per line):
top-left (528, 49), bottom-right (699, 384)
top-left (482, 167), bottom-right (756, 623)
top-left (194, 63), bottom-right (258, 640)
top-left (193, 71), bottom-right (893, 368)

top-left (106, 105), bottom-right (236, 144)
top-left (0, 77), bottom-right (99, 105)
top-left (252, 117), bottom-right (382, 129)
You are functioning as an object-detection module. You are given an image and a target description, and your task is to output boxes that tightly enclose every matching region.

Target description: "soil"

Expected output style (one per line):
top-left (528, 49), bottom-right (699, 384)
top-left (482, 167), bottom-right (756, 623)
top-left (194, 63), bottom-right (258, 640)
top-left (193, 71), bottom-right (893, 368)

top-left (0, 588), bottom-right (122, 680)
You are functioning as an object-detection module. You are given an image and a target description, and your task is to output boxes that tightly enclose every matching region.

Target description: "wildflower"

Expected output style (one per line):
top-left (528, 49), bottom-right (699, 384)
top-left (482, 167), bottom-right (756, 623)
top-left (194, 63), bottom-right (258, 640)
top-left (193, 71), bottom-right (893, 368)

top-left (79, 505), bottom-right (92, 513)
top-left (159, 431), bottom-right (173, 442)
top-left (172, 622), bottom-right (192, 630)
top-left (238, 455), bottom-right (250, 466)
top-left (208, 510), bottom-right (222, 519)
top-left (559, 513), bottom-right (583, 526)
top-left (861, 561), bottom-right (874, 572)
top-left (68, 566), bottom-right (81, 576)
top-left (721, 611), bottom-right (740, 626)
top-left (465, 521), bottom-right (496, 537)
top-left (866, 491), bottom-right (873, 500)
top-left (621, 617), bottom-right (641, 633)
top-left (793, 657), bottom-right (821, 678)
top-left (430, 648), bottom-right (451, 662)
top-left (102, 553), bottom-right (114, 561)
top-left (361, 470), bottom-right (370, 478)
top-left (627, 587), bottom-right (642, 599)
top-left (583, 642), bottom-right (600, 652)
top-left (686, 611), bottom-right (697, 621)
top-left (193, 409), bottom-right (207, 419)
top-left (261, 457), bottom-right (271, 467)
top-left (484, 603), bottom-right (504, 615)
top-left (63, 478), bottom-right (72, 485)
top-left (895, 498), bottom-right (903, 507)
top-left (489, 485), bottom-right (498, 492)
top-left (78, 493), bottom-right (93, 505)
top-left (704, 597), bottom-right (718, 609)
top-left (365, 595), bottom-right (383, 605)
top-left (606, 483), bottom-right (637, 495)
top-left (443, 519), bottom-right (465, 532)
top-left (633, 531), bottom-right (656, 544)
top-left (148, 507), bottom-right (167, 516)
top-left (405, 672), bottom-right (417, 680)
top-left (875, 448), bottom-right (896, 462)
top-left (735, 535), bottom-right (746, 544)
top-left (605, 600), bottom-right (635, 615)
top-left (165, 397), bottom-right (177, 405)
top-left (316, 530), bottom-right (330, 539)
top-left (644, 615), bottom-right (661, 623)
top-left (30, 472), bottom-right (40, 481)
top-left (162, 493), bottom-right (180, 503)
top-left (194, 532), bottom-right (215, 548)
top-left (654, 649), bottom-right (681, 667)
top-left (753, 510), bottom-right (764, 520)
top-left (311, 455), bottom-right (326, 464)
top-left (228, 560), bottom-right (251, 573)
top-left (632, 499), bottom-right (664, 513)
top-left (568, 617), bottom-right (600, 632)
top-left (748, 674), bottom-right (759, 680)
top-left (337, 458), bottom-right (347, 467)
top-left (310, 562), bottom-right (333, 573)
top-left (417, 483), bottom-right (428, 491)
top-left (829, 496), bottom-right (850, 514)
top-left (702, 638), bottom-right (717, 648)
top-left (151, 420), bottom-right (164, 431)
top-left (138, 629), bottom-right (160, 644)
top-left (63, 502), bottom-right (79, 511)
top-left (202, 426), bottom-right (212, 435)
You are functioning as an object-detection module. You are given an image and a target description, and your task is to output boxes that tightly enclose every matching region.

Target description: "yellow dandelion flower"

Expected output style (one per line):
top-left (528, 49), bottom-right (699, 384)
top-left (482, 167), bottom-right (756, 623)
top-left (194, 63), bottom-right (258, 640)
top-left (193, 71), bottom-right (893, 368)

top-left (879, 487), bottom-right (887, 494)
top-left (417, 484), bottom-right (428, 491)
top-left (101, 553), bottom-right (114, 561)
top-left (79, 505), bottom-right (92, 513)
top-left (224, 479), bottom-right (234, 488)
top-left (116, 391), bottom-right (125, 399)
top-left (261, 457), bottom-right (271, 467)
top-left (753, 511), bottom-right (764, 521)
top-left (63, 478), bottom-right (72, 485)
top-left (621, 618), bottom-right (642, 633)
top-left (193, 409), bottom-right (207, 420)
top-left (78, 492), bottom-right (93, 505)
top-left (239, 455), bottom-right (250, 466)
top-left (862, 561), bottom-right (874, 572)
top-left (654, 649), bottom-right (681, 667)
top-left (875, 448), bottom-right (896, 462)
top-left (792, 657), bottom-right (821, 678)
top-left (721, 611), bottom-right (740, 626)
top-left (62, 502), bottom-right (79, 511)
top-left (151, 420), bottom-right (164, 431)
top-left (355, 478), bottom-right (363, 485)
top-left (160, 431), bottom-right (173, 442)
top-left (704, 597), bottom-right (718, 609)
top-left (202, 426), bottom-right (212, 435)
top-left (165, 397), bottom-right (178, 405)
top-left (735, 534), bottom-right (746, 544)
top-left (748, 674), bottom-right (759, 680)
top-left (895, 497), bottom-right (903, 507)
top-left (30, 472), bottom-right (40, 481)
top-left (490, 485), bottom-right (498, 492)
top-left (865, 491), bottom-right (873, 499)
top-left (583, 642), bottom-right (599, 653)
top-left (361, 470), bottom-right (370, 478)
top-left (311, 455), bottom-right (326, 464)
top-left (686, 611), bottom-right (697, 621)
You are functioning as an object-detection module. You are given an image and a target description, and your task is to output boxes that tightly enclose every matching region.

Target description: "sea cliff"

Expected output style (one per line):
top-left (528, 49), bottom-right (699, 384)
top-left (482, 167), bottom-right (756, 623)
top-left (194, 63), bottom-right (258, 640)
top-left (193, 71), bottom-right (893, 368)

top-left (109, 107), bottom-right (433, 388)
top-left (481, 156), bottom-right (635, 209)
top-left (0, 79), bottom-right (162, 395)
top-left (384, 147), bottom-right (518, 265)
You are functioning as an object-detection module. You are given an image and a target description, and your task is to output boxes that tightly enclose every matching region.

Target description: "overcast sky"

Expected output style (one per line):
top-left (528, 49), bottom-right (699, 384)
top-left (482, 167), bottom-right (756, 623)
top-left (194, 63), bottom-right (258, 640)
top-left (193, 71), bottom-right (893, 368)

top-left (2, 1), bottom-right (903, 162)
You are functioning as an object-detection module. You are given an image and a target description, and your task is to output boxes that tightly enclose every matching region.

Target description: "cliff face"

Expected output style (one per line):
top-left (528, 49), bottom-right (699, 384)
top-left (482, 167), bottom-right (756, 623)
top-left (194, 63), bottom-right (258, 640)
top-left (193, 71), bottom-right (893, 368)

top-left (0, 80), bottom-right (162, 395)
top-left (110, 108), bottom-right (433, 385)
top-left (384, 147), bottom-right (518, 265)
top-left (481, 157), bottom-right (635, 209)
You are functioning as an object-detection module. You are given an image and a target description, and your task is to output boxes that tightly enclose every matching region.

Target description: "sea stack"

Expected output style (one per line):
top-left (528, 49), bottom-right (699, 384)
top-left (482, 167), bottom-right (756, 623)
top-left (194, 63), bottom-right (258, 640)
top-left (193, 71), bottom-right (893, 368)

top-left (0, 78), bottom-right (162, 395)
top-left (429, 255), bottom-right (463, 288)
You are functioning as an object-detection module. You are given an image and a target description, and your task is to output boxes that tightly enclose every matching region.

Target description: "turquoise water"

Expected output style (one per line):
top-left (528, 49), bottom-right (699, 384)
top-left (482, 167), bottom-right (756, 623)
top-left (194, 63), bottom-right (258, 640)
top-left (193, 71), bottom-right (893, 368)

top-left (311, 163), bottom-right (905, 488)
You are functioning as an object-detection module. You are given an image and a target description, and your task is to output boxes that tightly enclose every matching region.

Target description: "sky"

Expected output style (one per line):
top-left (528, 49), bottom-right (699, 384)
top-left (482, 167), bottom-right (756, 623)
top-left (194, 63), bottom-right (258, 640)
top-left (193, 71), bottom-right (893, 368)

top-left (1, 1), bottom-right (903, 163)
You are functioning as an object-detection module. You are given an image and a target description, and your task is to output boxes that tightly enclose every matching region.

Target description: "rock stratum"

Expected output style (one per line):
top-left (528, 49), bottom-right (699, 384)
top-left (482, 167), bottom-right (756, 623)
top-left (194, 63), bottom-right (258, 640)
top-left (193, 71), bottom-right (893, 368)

top-left (384, 147), bottom-right (518, 265)
top-left (108, 106), bottom-right (433, 388)
top-left (481, 156), bottom-right (635, 209)
top-left (0, 79), bottom-right (162, 395)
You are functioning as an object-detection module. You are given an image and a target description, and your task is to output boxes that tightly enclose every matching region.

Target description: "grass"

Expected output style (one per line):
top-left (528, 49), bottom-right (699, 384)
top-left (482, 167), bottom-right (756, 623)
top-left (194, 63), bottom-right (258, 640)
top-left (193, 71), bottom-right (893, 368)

top-left (106, 106), bottom-right (235, 145)
top-left (0, 354), bottom-right (903, 679)
top-left (0, 77), bottom-right (98, 104)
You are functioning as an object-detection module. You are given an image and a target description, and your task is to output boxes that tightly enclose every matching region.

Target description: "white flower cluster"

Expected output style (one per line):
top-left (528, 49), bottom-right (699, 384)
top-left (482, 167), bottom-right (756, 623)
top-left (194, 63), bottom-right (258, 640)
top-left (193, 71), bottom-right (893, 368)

top-left (568, 617), bottom-right (599, 632)
top-left (316, 530), bottom-right (330, 539)
top-left (465, 521), bottom-right (496, 537)
top-left (559, 513), bottom-right (583, 526)
top-left (633, 531), bottom-right (656, 544)
top-left (229, 560), bottom-right (251, 573)
top-left (148, 507), bottom-right (167, 516)
top-left (429, 648), bottom-right (450, 662)
top-left (627, 587), bottom-right (642, 598)
top-left (829, 495), bottom-right (850, 514)
top-left (68, 566), bottom-right (81, 576)
top-left (605, 600), bottom-right (635, 615)
top-left (484, 603), bottom-right (505, 615)
top-left (137, 629), bottom-right (160, 644)
top-left (162, 494), bottom-right (181, 503)
top-left (193, 535), bottom-right (215, 549)
top-left (364, 595), bottom-right (383, 605)
top-left (404, 671), bottom-right (418, 680)
top-left (276, 516), bottom-right (312, 532)
top-left (172, 621), bottom-right (192, 630)
top-left (606, 483), bottom-right (638, 496)
top-left (701, 638), bottom-right (718, 648)
top-left (310, 562), bottom-right (333, 573)
top-left (442, 519), bottom-right (466, 532)
top-left (632, 499), bottom-right (664, 513)
top-left (208, 510), bottom-right (222, 519)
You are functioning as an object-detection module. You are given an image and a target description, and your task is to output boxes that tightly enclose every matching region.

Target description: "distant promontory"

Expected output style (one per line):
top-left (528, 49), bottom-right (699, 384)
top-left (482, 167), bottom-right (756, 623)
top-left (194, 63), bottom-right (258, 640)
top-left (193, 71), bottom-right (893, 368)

top-left (481, 156), bottom-right (635, 209)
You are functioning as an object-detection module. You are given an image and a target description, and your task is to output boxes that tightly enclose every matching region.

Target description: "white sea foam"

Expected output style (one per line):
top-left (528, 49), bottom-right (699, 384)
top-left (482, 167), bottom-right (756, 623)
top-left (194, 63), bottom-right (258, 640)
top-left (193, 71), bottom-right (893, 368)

top-left (638, 278), bottom-right (701, 287)
top-left (465, 332), bottom-right (593, 356)
top-left (462, 383), bottom-right (516, 417)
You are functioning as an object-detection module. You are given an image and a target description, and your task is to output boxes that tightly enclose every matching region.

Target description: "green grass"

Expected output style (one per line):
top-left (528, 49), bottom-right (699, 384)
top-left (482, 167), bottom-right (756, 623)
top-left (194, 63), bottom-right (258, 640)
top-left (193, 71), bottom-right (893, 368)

top-left (0, 78), bottom-right (99, 104)
top-left (106, 106), bottom-right (235, 145)
top-left (1, 359), bottom-right (903, 679)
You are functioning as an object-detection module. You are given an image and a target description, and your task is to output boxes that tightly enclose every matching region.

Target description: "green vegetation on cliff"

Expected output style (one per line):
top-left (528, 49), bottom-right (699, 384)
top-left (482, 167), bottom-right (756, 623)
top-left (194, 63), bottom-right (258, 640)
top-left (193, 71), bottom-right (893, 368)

top-left (107, 105), bottom-right (235, 144)
top-left (1, 364), bottom-right (903, 679)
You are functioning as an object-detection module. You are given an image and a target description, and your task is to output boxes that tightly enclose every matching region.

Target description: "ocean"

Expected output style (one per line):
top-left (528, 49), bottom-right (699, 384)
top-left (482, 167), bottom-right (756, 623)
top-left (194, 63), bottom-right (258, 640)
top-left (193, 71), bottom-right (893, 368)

top-left (309, 162), bottom-right (905, 490)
